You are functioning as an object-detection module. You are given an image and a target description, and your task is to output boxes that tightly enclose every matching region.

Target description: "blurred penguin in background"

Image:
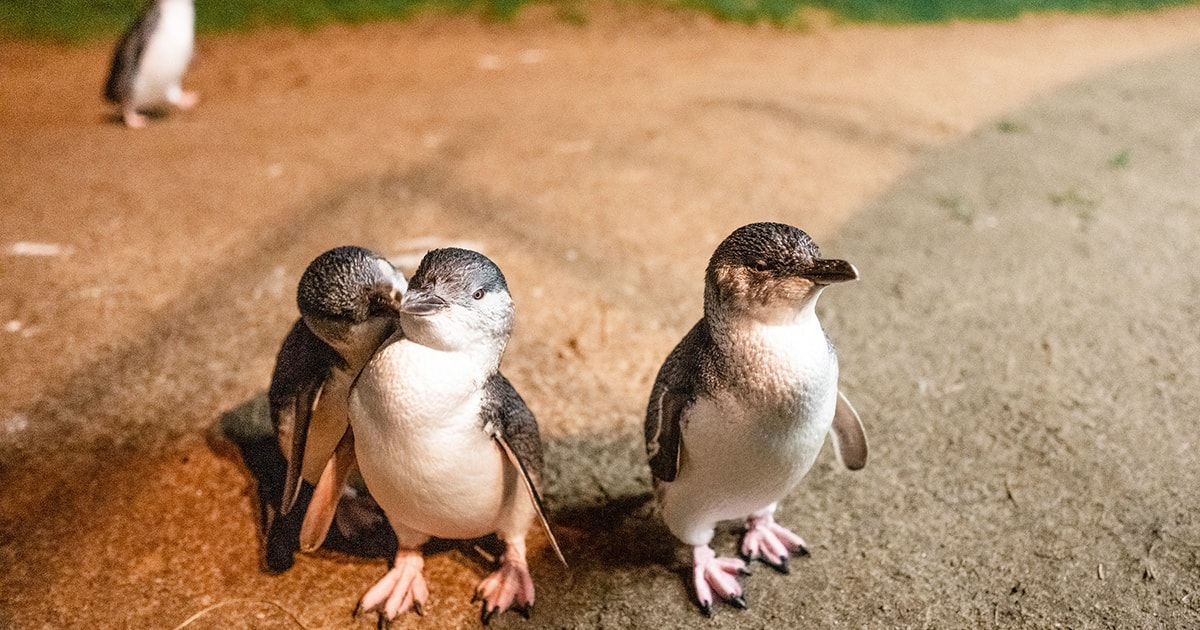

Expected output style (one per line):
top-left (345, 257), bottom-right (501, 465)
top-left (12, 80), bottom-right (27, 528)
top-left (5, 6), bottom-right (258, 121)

top-left (104, 0), bottom-right (198, 128)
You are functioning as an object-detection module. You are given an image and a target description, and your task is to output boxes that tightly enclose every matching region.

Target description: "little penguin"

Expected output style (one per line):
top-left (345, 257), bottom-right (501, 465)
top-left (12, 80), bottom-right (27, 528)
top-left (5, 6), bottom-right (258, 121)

top-left (644, 222), bottom-right (869, 615)
top-left (348, 247), bottom-right (563, 625)
top-left (103, 0), bottom-right (199, 128)
top-left (265, 246), bottom-right (407, 572)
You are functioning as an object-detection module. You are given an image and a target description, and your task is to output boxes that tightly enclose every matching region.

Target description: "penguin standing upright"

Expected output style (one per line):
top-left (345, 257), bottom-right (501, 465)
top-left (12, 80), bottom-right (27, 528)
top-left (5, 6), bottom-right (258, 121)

top-left (104, 0), bottom-right (199, 128)
top-left (645, 222), bottom-right (869, 615)
top-left (347, 248), bottom-right (563, 625)
top-left (265, 246), bottom-right (408, 571)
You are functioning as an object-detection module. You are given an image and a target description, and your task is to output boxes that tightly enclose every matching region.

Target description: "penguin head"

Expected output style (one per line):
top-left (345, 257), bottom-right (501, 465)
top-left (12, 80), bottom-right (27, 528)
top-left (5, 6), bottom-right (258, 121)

top-left (296, 246), bottom-right (406, 355)
top-left (400, 248), bottom-right (515, 358)
top-left (704, 222), bottom-right (857, 323)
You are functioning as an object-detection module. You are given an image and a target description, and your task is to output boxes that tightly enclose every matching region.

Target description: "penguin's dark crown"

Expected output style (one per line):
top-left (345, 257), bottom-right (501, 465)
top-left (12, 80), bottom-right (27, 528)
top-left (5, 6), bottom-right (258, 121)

top-left (706, 222), bottom-right (821, 279)
top-left (297, 246), bottom-right (397, 322)
top-left (409, 248), bottom-right (509, 305)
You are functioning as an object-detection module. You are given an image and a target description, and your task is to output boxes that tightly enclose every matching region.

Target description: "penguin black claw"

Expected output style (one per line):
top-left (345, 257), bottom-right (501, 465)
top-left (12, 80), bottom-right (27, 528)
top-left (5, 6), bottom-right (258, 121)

top-left (764, 555), bottom-right (790, 575)
top-left (730, 595), bottom-right (748, 610)
top-left (481, 604), bottom-right (498, 626)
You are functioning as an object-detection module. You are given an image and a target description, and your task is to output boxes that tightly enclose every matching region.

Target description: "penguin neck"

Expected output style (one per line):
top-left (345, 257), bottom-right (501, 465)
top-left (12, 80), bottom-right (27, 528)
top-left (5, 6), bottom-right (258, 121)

top-left (707, 286), bottom-right (825, 332)
top-left (309, 316), bottom-right (398, 373)
top-left (399, 316), bottom-right (506, 376)
top-left (708, 291), bottom-right (835, 404)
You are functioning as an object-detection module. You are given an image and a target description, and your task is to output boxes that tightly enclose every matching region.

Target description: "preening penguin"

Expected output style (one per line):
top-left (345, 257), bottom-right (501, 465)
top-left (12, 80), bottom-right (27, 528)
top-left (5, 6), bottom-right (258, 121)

top-left (265, 246), bottom-right (407, 572)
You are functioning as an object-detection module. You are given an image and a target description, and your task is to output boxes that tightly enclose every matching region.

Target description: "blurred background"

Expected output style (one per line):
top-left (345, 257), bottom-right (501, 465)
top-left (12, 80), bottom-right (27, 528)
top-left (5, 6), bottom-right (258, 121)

top-left (2, 1), bottom-right (1199, 627)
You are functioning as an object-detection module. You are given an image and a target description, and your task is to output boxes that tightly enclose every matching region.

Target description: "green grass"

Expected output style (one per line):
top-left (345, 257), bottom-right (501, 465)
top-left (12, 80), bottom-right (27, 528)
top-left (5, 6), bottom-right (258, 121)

top-left (1107, 148), bottom-right (1133, 169)
top-left (792, 0), bottom-right (1195, 22)
top-left (0, 0), bottom-right (484, 42)
top-left (1, 0), bottom-right (1198, 42)
top-left (677, 0), bottom-right (1199, 25)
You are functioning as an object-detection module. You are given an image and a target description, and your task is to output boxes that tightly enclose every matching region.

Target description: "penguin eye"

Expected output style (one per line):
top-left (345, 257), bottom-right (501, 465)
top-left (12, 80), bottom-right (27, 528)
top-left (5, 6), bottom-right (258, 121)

top-left (751, 260), bottom-right (771, 272)
top-left (472, 288), bottom-right (486, 300)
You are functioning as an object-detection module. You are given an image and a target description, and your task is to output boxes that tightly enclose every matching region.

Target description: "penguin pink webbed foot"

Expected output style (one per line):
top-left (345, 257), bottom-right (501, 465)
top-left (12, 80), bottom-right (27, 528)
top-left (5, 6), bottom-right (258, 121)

top-left (173, 89), bottom-right (199, 110)
top-left (474, 539), bottom-right (535, 625)
top-left (122, 109), bottom-right (148, 129)
top-left (356, 549), bottom-right (429, 622)
top-left (692, 545), bottom-right (748, 616)
top-left (740, 509), bottom-right (810, 573)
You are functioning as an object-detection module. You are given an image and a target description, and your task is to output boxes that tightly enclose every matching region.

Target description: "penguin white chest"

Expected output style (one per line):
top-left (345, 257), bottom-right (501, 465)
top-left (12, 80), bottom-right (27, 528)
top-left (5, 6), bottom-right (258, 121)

top-left (132, 1), bottom-right (194, 106)
top-left (679, 320), bottom-right (837, 515)
top-left (349, 339), bottom-right (510, 540)
top-left (735, 320), bottom-right (838, 425)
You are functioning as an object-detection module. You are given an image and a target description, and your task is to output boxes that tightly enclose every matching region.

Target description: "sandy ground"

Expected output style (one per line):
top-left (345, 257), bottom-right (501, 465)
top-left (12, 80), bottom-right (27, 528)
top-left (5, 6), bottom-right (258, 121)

top-left (2, 5), bottom-right (1200, 628)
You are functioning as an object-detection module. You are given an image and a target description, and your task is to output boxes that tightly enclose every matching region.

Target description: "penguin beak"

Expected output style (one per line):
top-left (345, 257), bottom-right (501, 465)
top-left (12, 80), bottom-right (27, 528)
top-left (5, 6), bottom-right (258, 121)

top-left (386, 291), bottom-right (404, 316)
top-left (802, 259), bottom-right (859, 285)
top-left (400, 288), bottom-right (448, 316)
top-left (370, 283), bottom-right (405, 317)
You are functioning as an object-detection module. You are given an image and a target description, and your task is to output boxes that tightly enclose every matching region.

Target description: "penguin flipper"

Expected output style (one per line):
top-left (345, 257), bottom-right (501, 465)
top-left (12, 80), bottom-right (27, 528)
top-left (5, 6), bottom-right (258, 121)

top-left (645, 320), bottom-right (713, 483)
top-left (495, 434), bottom-right (566, 567)
top-left (104, 1), bottom-right (160, 103)
top-left (280, 379), bottom-right (325, 517)
top-left (830, 390), bottom-right (868, 470)
top-left (299, 427), bottom-right (356, 552)
top-left (268, 319), bottom-right (339, 516)
top-left (645, 385), bottom-right (686, 483)
top-left (484, 372), bottom-right (566, 567)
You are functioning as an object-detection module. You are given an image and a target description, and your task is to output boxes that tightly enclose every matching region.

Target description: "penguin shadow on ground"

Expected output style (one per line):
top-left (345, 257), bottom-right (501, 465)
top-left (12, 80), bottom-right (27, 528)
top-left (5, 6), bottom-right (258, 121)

top-left (210, 392), bottom-right (677, 581)
top-left (540, 432), bottom-right (678, 571)
top-left (209, 392), bottom-right (397, 571)
top-left (213, 393), bottom-right (514, 573)
top-left (99, 108), bottom-right (170, 128)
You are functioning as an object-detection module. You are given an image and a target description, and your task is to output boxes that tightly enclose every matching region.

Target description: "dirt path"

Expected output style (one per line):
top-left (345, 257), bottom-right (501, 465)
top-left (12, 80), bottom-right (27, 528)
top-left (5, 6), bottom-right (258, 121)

top-left (2, 6), bottom-right (1200, 627)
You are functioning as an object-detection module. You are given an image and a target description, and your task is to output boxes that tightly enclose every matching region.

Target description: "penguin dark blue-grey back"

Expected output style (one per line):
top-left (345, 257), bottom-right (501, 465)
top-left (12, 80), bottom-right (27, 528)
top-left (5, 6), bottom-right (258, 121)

top-left (645, 221), bottom-right (868, 615)
top-left (104, 1), bottom-right (160, 104)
